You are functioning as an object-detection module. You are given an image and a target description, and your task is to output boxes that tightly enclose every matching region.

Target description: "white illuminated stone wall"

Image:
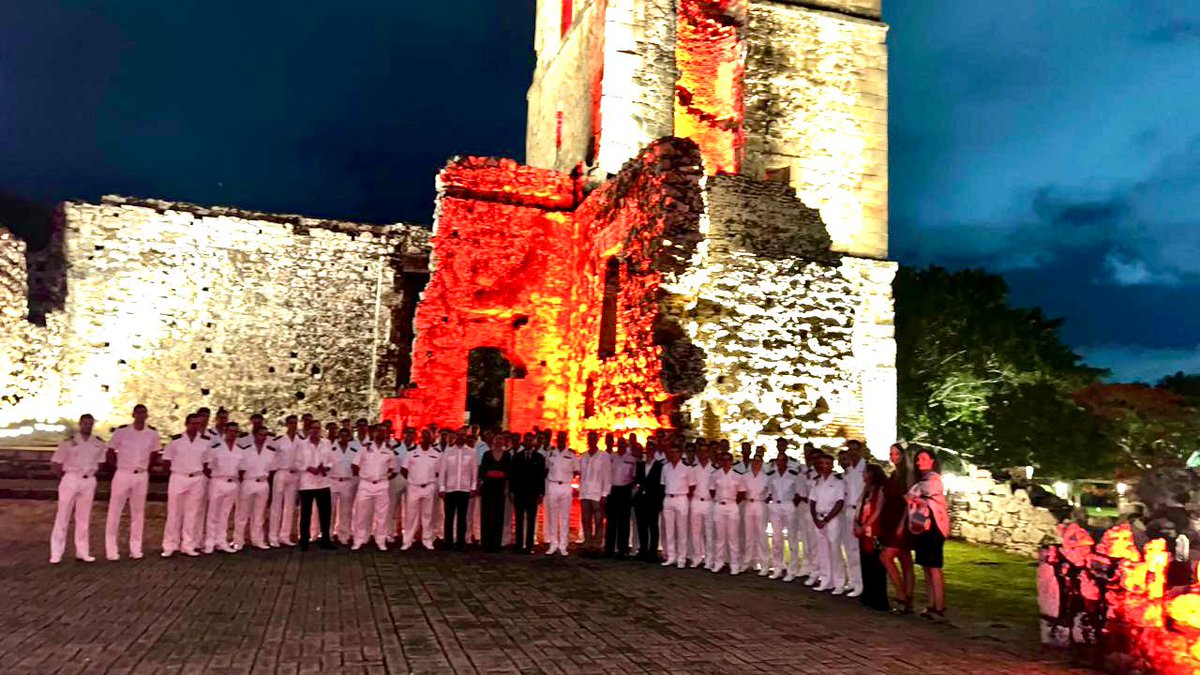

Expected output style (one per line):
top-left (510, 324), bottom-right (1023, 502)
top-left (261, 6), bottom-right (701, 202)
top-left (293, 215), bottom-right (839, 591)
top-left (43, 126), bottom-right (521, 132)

top-left (743, 0), bottom-right (889, 259)
top-left (6, 197), bottom-right (428, 434)
top-left (672, 175), bottom-right (896, 452)
top-left (0, 228), bottom-right (62, 428)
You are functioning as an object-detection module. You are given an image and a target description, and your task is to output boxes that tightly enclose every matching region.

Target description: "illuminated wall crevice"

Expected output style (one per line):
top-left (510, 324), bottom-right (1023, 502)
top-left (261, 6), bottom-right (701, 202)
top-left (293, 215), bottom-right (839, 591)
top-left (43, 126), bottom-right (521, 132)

top-left (674, 0), bottom-right (748, 175)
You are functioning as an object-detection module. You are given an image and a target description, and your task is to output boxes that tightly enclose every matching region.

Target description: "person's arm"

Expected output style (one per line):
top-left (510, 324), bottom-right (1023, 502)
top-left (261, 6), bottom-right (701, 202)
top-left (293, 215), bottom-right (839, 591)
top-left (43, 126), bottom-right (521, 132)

top-left (351, 451), bottom-right (362, 477)
top-left (826, 499), bottom-right (844, 522)
top-left (437, 452), bottom-right (447, 494)
top-left (810, 500), bottom-right (821, 529)
top-left (160, 442), bottom-right (173, 474)
top-left (600, 456), bottom-right (611, 503)
top-left (468, 450), bottom-right (479, 494)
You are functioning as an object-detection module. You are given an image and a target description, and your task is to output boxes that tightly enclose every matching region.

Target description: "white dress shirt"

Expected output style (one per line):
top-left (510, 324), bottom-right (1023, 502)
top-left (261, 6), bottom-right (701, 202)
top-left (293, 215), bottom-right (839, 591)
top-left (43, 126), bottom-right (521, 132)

top-left (52, 433), bottom-right (106, 475)
top-left (766, 469), bottom-right (799, 504)
top-left (402, 447), bottom-right (441, 487)
top-left (439, 444), bottom-right (478, 492)
top-left (610, 451), bottom-right (637, 487)
top-left (239, 442), bottom-right (277, 480)
top-left (711, 468), bottom-right (745, 503)
top-left (689, 461), bottom-right (716, 498)
top-left (272, 432), bottom-right (305, 472)
top-left (842, 458), bottom-right (866, 510)
top-left (295, 438), bottom-right (335, 490)
top-left (329, 442), bottom-right (357, 479)
top-left (578, 450), bottom-right (612, 500)
top-left (545, 449), bottom-right (578, 485)
top-left (353, 442), bottom-right (396, 482)
top-left (208, 440), bottom-right (244, 479)
top-left (108, 424), bottom-right (160, 471)
top-left (742, 468), bottom-right (768, 502)
top-left (162, 432), bottom-right (212, 475)
top-left (661, 461), bottom-right (692, 496)
top-left (810, 474), bottom-right (846, 518)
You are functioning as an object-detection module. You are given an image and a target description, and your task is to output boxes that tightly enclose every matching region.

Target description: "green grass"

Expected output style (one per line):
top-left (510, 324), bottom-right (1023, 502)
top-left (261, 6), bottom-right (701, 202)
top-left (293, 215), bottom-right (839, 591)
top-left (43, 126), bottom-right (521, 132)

top-left (933, 541), bottom-right (1041, 641)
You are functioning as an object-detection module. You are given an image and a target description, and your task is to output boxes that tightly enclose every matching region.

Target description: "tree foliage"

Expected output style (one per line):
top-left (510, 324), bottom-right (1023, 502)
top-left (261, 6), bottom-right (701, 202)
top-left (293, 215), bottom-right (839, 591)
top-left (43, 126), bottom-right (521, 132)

top-left (1074, 383), bottom-right (1200, 472)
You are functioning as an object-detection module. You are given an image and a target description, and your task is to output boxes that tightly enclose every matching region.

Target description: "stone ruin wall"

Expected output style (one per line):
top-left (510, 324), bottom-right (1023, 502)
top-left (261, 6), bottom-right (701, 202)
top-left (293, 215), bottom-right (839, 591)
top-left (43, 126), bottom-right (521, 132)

top-left (673, 174), bottom-right (896, 451)
top-left (949, 468), bottom-right (1064, 558)
top-left (1, 197), bottom-right (429, 434)
top-left (744, 0), bottom-right (889, 259)
top-left (0, 228), bottom-right (62, 428)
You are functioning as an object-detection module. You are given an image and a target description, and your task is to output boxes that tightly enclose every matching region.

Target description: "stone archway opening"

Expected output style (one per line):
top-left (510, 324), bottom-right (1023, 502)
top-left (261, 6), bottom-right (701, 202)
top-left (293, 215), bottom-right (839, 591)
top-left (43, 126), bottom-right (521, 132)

top-left (466, 347), bottom-right (512, 431)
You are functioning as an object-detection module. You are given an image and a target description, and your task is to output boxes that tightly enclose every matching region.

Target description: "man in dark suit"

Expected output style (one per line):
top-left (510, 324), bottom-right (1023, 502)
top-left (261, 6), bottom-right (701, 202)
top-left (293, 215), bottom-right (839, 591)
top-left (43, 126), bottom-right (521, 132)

top-left (632, 444), bottom-right (664, 562)
top-left (507, 431), bottom-right (546, 553)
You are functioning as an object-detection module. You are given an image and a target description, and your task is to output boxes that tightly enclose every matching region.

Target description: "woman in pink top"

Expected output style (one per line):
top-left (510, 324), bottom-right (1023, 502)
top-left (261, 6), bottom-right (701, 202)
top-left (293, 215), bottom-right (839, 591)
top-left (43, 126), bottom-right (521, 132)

top-left (907, 448), bottom-right (950, 620)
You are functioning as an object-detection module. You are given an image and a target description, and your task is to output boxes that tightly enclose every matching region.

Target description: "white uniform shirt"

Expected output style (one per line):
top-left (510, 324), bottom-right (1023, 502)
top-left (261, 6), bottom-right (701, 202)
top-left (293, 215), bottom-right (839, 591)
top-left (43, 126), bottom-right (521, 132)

top-left (208, 440), bottom-right (244, 479)
top-left (545, 449), bottom-right (578, 485)
top-left (742, 468), bottom-right (768, 502)
top-left (353, 442), bottom-right (395, 482)
top-left (799, 466), bottom-right (816, 499)
top-left (711, 468), bottom-right (745, 503)
top-left (295, 438), bottom-right (335, 490)
top-left (842, 458), bottom-right (866, 510)
top-left (52, 433), bottom-right (106, 475)
top-left (578, 450), bottom-right (612, 500)
top-left (766, 469), bottom-right (799, 504)
top-left (439, 444), bottom-right (478, 492)
top-left (688, 462), bottom-right (716, 498)
top-left (610, 452), bottom-right (637, 487)
top-left (402, 447), bottom-right (441, 487)
top-left (272, 432), bottom-right (305, 472)
top-left (329, 442), bottom-right (357, 479)
top-left (108, 424), bottom-right (160, 470)
top-left (810, 474), bottom-right (846, 518)
top-left (661, 461), bottom-right (692, 496)
top-left (239, 442), bottom-right (277, 480)
top-left (162, 432), bottom-right (212, 475)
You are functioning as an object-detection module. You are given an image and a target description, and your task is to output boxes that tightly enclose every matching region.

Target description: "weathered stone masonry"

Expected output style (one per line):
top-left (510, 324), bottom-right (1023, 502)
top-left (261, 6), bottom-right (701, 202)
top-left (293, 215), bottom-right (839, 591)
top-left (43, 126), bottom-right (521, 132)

top-left (1, 197), bottom-right (427, 433)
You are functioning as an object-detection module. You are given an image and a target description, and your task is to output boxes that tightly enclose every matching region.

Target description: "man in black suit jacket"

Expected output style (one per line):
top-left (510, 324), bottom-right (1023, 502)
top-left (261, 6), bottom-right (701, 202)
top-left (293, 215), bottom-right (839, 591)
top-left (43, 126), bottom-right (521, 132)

top-left (632, 446), bottom-right (664, 562)
top-left (508, 432), bottom-right (546, 553)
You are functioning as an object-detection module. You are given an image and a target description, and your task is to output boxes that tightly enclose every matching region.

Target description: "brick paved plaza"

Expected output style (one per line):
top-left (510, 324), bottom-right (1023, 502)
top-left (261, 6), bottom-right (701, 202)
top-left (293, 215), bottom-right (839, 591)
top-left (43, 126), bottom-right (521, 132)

top-left (0, 501), bottom-right (1085, 674)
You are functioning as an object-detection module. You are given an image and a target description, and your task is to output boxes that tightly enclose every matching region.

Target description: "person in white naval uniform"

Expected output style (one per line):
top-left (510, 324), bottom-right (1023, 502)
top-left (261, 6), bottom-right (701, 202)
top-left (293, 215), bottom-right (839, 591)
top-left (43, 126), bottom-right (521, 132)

top-left (104, 404), bottom-right (161, 560)
top-left (233, 426), bottom-right (276, 550)
top-left (268, 415), bottom-right (304, 547)
top-left (840, 441), bottom-right (867, 597)
top-left (708, 452), bottom-right (746, 574)
top-left (351, 425), bottom-right (397, 550)
top-left (659, 445), bottom-right (691, 569)
top-left (49, 414), bottom-right (106, 563)
top-left (543, 431), bottom-right (578, 556)
top-left (809, 453), bottom-right (847, 594)
top-left (328, 428), bottom-right (359, 544)
top-left (160, 413), bottom-right (212, 557)
top-left (205, 423), bottom-right (246, 553)
top-left (401, 430), bottom-right (441, 550)
top-left (389, 427), bottom-right (416, 543)
top-left (765, 453), bottom-right (801, 580)
top-left (741, 456), bottom-right (769, 575)
top-left (687, 444), bottom-right (716, 568)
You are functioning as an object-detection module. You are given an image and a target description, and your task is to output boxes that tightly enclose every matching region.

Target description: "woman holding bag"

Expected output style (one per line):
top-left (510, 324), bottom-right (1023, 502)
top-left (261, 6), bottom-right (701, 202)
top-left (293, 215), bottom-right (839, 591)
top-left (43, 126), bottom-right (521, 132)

top-left (906, 448), bottom-right (950, 619)
top-left (854, 463), bottom-right (890, 611)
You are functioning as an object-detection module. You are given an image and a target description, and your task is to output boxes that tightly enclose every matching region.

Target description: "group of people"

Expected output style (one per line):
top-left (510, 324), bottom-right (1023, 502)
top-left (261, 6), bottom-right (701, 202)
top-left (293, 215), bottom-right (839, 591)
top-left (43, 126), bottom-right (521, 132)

top-left (48, 405), bottom-right (951, 618)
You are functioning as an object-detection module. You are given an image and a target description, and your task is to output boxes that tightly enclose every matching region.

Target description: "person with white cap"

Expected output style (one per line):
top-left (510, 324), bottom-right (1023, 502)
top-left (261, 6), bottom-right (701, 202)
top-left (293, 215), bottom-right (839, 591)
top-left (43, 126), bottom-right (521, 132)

top-left (268, 415), bottom-right (304, 547)
top-left (809, 452), bottom-right (847, 594)
top-left (161, 413), bottom-right (212, 557)
top-left (204, 422), bottom-right (245, 553)
top-left (659, 444), bottom-right (691, 569)
top-left (686, 443), bottom-right (716, 569)
top-left (233, 426), bottom-right (276, 550)
top-left (543, 430), bottom-right (578, 556)
top-left (49, 414), bottom-right (106, 564)
top-left (400, 430), bottom-right (441, 550)
top-left (765, 452), bottom-right (801, 580)
top-left (741, 455), bottom-right (770, 575)
top-left (328, 428), bottom-right (359, 544)
top-left (351, 424), bottom-right (397, 550)
top-left (840, 440), bottom-right (868, 597)
top-left (708, 451), bottom-right (745, 575)
top-left (104, 404), bottom-right (160, 561)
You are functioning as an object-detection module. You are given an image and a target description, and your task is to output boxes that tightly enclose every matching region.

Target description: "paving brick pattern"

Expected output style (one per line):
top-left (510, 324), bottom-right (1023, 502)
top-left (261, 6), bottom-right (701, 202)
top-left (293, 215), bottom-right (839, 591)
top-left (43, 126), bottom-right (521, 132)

top-left (0, 501), bottom-right (1086, 674)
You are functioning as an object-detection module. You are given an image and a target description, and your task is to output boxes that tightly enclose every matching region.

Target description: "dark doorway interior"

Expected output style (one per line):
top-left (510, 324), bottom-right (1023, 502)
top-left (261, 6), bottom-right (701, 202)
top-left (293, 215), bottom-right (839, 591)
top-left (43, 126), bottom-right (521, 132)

top-left (466, 348), bottom-right (511, 430)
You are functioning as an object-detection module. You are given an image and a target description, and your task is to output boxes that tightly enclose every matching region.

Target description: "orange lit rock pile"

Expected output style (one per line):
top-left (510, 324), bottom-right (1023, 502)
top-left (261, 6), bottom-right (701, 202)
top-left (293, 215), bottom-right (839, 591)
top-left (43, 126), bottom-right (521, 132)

top-left (1040, 522), bottom-right (1200, 674)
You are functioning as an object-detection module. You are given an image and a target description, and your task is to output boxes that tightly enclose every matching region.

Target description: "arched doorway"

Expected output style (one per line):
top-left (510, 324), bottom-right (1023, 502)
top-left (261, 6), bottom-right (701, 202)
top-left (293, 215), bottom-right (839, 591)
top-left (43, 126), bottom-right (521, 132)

top-left (466, 347), bottom-right (511, 430)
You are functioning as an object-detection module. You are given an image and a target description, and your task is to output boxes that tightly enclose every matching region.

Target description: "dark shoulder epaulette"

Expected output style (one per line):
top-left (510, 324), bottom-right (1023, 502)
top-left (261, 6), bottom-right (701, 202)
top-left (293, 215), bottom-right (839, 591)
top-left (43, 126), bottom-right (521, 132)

top-left (201, 432), bottom-right (212, 440)
top-left (236, 442), bottom-right (252, 450)
top-left (238, 432), bottom-right (250, 438)
top-left (148, 425), bottom-right (157, 431)
top-left (171, 433), bottom-right (182, 440)
top-left (273, 434), bottom-right (283, 441)
top-left (210, 441), bottom-right (223, 449)
top-left (266, 445), bottom-right (278, 452)
top-left (117, 424), bottom-right (128, 429)
top-left (788, 468), bottom-right (800, 475)
top-left (835, 474), bottom-right (844, 480)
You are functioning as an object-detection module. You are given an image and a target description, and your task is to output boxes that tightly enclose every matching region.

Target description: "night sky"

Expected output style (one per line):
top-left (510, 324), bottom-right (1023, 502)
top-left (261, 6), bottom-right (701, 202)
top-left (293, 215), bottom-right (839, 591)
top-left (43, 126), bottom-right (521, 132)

top-left (2, 1), bottom-right (1197, 382)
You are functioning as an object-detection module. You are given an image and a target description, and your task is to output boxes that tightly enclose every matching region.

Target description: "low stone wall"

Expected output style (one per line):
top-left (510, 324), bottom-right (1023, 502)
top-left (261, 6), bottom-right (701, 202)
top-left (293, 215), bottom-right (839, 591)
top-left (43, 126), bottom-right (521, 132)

top-left (948, 468), bottom-right (1063, 558)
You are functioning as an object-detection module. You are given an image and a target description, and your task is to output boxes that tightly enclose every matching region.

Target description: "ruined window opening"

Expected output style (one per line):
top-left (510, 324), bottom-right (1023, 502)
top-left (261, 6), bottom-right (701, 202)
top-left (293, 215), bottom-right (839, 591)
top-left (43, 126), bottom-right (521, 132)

top-left (598, 257), bottom-right (620, 358)
top-left (584, 377), bottom-right (596, 418)
top-left (560, 0), bottom-right (573, 38)
top-left (466, 347), bottom-right (511, 430)
top-left (765, 166), bottom-right (791, 184)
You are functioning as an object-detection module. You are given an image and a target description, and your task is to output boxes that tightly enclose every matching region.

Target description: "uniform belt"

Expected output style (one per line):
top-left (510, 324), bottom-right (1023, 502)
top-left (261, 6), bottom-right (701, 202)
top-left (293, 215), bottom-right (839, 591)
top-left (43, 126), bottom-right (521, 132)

top-left (215, 477), bottom-right (237, 483)
top-left (250, 477), bottom-right (267, 482)
top-left (68, 472), bottom-right (94, 479)
top-left (693, 497), bottom-right (709, 502)
top-left (746, 498), bottom-right (761, 502)
top-left (367, 479), bottom-right (386, 484)
top-left (119, 468), bottom-right (147, 474)
top-left (667, 493), bottom-right (687, 497)
top-left (331, 477), bottom-right (351, 481)
top-left (178, 471), bottom-right (203, 478)
top-left (719, 501), bottom-right (731, 505)
top-left (549, 479), bottom-right (568, 484)
top-left (413, 482), bottom-right (432, 488)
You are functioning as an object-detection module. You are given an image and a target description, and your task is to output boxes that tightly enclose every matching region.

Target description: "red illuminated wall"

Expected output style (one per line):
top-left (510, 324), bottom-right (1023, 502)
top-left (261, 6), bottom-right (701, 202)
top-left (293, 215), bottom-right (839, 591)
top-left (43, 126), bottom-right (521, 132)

top-left (389, 139), bottom-right (707, 444)
top-left (675, 0), bottom-right (748, 175)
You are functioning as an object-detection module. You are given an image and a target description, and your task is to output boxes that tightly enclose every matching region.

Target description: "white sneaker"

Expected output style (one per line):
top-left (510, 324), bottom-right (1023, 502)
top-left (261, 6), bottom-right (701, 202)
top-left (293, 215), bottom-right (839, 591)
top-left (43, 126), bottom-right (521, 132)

top-left (160, 550), bottom-right (174, 558)
top-left (351, 543), bottom-right (362, 551)
top-left (710, 564), bottom-right (724, 573)
top-left (831, 587), bottom-right (846, 596)
top-left (130, 552), bottom-right (144, 560)
top-left (770, 570), bottom-right (783, 580)
top-left (804, 576), bottom-right (820, 587)
top-left (377, 542), bottom-right (388, 552)
top-left (689, 558), bottom-right (703, 568)
top-left (49, 557), bottom-right (62, 564)
top-left (400, 542), bottom-right (413, 551)
top-left (676, 560), bottom-right (686, 569)
top-left (661, 558), bottom-right (675, 567)
top-left (730, 566), bottom-right (742, 576)
top-left (559, 547), bottom-right (569, 557)
top-left (253, 543), bottom-right (269, 550)
top-left (548, 547), bottom-right (559, 556)
top-left (106, 554), bottom-right (120, 562)
top-left (847, 587), bottom-right (863, 598)
top-left (758, 567), bottom-right (770, 577)
top-left (76, 555), bottom-right (96, 563)
top-left (183, 549), bottom-right (200, 557)
top-left (783, 572), bottom-right (796, 582)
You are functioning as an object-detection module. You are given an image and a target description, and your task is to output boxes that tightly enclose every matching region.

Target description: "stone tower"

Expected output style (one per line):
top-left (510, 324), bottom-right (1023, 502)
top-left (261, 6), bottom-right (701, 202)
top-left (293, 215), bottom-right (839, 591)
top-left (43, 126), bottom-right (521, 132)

top-left (526, 0), bottom-right (889, 259)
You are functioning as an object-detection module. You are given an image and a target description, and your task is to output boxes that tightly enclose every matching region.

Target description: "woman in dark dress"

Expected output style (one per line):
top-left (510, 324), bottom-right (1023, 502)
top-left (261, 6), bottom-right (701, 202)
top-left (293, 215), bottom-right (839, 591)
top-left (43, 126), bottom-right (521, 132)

top-left (854, 463), bottom-right (890, 611)
top-left (478, 434), bottom-right (512, 552)
top-left (880, 443), bottom-right (916, 614)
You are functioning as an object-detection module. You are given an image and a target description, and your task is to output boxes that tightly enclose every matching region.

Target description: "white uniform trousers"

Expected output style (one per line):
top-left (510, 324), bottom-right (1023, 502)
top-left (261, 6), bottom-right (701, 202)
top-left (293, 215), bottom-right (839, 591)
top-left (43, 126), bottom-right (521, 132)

top-left (794, 504), bottom-right (816, 577)
top-left (661, 495), bottom-right (689, 565)
top-left (192, 477), bottom-right (209, 549)
top-left (233, 477), bottom-right (270, 548)
top-left (50, 472), bottom-right (97, 562)
top-left (768, 503), bottom-right (795, 572)
top-left (544, 482), bottom-right (573, 552)
top-left (329, 477), bottom-right (356, 542)
top-left (814, 513), bottom-right (846, 590)
top-left (841, 505), bottom-right (863, 591)
top-left (353, 478), bottom-right (392, 546)
top-left (468, 493), bottom-right (481, 543)
top-left (389, 474), bottom-right (407, 539)
top-left (711, 501), bottom-right (741, 571)
top-left (402, 482), bottom-right (436, 547)
top-left (205, 477), bottom-right (239, 551)
top-left (688, 497), bottom-right (712, 565)
top-left (162, 473), bottom-right (206, 554)
top-left (742, 499), bottom-right (768, 570)
top-left (268, 470), bottom-right (299, 545)
top-left (433, 488), bottom-right (445, 539)
top-left (105, 469), bottom-right (149, 559)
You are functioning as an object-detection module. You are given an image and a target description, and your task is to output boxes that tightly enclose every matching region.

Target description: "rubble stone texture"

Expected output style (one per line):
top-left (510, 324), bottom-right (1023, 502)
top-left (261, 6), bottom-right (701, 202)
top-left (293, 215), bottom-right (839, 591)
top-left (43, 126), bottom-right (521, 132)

top-left (0, 228), bottom-right (61, 427)
top-left (0, 198), bottom-right (428, 433)
top-left (948, 468), bottom-right (1064, 558)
